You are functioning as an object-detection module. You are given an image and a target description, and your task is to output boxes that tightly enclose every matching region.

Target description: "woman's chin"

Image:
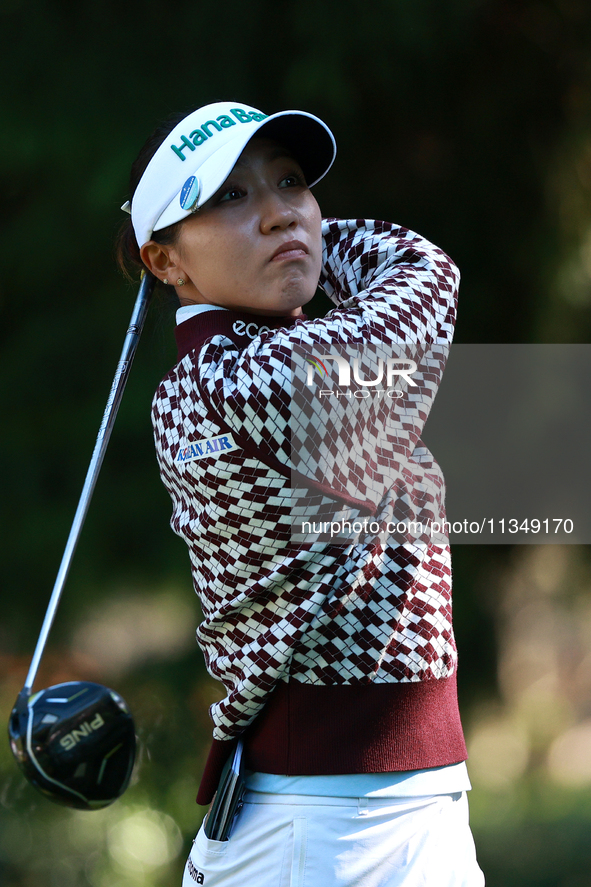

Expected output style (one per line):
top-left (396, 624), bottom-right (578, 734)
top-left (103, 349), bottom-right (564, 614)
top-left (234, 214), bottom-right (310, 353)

top-left (241, 289), bottom-right (315, 317)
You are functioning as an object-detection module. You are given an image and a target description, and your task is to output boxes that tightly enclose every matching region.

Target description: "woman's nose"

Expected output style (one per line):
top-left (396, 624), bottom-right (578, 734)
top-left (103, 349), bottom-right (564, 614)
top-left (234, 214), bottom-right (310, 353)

top-left (259, 192), bottom-right (298, 234)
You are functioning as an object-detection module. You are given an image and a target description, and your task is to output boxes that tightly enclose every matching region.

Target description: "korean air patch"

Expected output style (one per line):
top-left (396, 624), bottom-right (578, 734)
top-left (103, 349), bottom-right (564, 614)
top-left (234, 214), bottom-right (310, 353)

top-left (176, 433), bottom-right (239, 464)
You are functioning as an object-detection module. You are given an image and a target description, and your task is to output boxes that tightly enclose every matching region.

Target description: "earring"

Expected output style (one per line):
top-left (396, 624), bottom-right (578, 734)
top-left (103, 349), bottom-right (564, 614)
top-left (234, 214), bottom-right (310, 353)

top-left (163, 278), bottom-right (169, 286)
top-left (177, 278), bottom-right (186, 286)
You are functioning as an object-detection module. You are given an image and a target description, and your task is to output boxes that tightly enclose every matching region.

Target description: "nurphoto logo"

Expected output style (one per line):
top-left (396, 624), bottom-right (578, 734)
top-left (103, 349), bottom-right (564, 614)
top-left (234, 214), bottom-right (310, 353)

top-left (305, 354), bottom-right (417, 386)
top-left (305, 353), bottom-right (417, 398)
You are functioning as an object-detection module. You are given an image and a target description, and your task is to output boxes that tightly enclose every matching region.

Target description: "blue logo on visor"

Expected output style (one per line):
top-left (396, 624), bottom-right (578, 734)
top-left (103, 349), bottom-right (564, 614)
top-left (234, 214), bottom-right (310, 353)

top-left (180, 176), bottom-right (201, 212)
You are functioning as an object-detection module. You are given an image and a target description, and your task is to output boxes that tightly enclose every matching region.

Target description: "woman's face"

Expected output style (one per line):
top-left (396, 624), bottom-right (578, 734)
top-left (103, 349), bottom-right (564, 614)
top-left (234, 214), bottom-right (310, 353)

top-left (143, 137), bottom-right (323, 317)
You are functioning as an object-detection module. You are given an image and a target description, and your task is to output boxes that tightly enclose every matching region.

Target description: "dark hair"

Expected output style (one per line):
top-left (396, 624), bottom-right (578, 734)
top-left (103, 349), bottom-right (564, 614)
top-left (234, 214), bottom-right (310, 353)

top-left (116, 110), bottom-right (192, 286)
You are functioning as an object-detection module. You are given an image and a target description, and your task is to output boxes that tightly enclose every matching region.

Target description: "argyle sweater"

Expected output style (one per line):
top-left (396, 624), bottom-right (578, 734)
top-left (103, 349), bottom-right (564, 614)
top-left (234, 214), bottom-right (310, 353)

top-left (151, 219), bottom-right (466, 804)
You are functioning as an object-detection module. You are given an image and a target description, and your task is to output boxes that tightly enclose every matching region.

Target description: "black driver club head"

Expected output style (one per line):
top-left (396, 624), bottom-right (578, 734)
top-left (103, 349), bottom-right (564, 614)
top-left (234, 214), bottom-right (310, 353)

top-left (8, 681), bottom-right (136, 809)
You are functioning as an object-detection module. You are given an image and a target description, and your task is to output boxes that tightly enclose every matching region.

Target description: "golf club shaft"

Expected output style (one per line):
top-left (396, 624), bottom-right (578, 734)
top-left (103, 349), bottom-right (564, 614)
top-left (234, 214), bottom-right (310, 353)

top-left (24, 272), bottom-right (157, 693)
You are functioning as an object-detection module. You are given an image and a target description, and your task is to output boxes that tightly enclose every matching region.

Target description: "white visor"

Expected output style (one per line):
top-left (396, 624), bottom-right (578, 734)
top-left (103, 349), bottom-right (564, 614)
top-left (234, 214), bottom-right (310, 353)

top-left (125, 101), bottom-right (336, 248)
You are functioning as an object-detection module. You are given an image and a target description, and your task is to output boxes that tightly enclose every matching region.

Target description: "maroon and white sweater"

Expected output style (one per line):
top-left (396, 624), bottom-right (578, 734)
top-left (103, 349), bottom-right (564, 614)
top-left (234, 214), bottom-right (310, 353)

top-left (151, 219), bottom-right (466, 804)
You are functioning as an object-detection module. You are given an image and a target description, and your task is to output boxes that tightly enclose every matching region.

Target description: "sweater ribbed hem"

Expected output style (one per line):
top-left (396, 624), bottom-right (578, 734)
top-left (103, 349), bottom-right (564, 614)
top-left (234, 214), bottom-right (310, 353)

top-left (196, 675), bottom-right (466, 805)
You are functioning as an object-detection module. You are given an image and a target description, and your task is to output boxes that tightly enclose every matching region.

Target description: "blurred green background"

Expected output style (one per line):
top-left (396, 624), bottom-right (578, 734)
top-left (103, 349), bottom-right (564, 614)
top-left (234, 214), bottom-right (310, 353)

top-left (2, 1), bottom-right (591, 884)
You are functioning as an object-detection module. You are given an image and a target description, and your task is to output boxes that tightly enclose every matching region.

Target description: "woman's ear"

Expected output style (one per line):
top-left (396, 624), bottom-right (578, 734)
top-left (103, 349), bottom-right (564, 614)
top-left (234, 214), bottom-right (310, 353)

top-left (140, 241), bottom-right (180, 283)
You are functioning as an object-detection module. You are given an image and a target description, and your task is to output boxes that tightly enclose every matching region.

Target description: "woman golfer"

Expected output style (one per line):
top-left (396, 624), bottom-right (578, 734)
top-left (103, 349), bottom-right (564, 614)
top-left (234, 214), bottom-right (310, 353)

top-left (119, 100), bottom-right (484, 886)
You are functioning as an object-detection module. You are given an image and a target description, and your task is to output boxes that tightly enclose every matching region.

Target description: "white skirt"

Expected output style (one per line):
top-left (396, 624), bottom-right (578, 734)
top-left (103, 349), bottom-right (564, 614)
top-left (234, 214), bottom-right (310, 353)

top-left (182, 790), bottom-right (485, 886)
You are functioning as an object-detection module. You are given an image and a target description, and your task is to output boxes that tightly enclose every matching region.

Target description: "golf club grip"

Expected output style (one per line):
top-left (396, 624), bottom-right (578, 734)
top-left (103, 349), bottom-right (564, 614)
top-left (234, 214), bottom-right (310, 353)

top-left (24, 273), bottom-right (157, 693)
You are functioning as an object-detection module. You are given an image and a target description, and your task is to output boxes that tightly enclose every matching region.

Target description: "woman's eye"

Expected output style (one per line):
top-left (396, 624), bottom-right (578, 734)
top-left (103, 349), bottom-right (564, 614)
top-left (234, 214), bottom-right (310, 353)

top-left (280, 172), bottom-right (305, 188)
top-left (219, 187), bottom-right (246, 203)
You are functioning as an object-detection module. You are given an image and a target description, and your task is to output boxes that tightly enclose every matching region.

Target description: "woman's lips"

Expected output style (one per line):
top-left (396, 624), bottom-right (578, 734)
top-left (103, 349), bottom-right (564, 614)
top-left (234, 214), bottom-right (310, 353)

top-left (269, 240), bottom-right (309, 261)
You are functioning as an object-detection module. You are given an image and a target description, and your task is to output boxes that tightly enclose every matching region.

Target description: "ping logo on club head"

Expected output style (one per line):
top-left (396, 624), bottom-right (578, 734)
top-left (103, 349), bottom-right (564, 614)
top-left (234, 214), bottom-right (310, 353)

top-left (59, 713), bottom-right (105, 751)
top-left (180, 176), bottom-right (201, 212)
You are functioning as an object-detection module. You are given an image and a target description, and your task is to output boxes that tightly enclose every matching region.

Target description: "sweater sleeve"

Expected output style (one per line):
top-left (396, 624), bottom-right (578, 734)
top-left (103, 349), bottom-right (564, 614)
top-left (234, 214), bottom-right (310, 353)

top-left (318, 218), bottom-right (457, 346)
top-left (191, 219), bottom-right (458, 518)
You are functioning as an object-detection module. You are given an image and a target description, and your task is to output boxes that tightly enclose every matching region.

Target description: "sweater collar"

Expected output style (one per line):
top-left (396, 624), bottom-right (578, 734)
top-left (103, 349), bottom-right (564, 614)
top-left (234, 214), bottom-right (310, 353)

top-left (174, 307), bottom-right (304, 362)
